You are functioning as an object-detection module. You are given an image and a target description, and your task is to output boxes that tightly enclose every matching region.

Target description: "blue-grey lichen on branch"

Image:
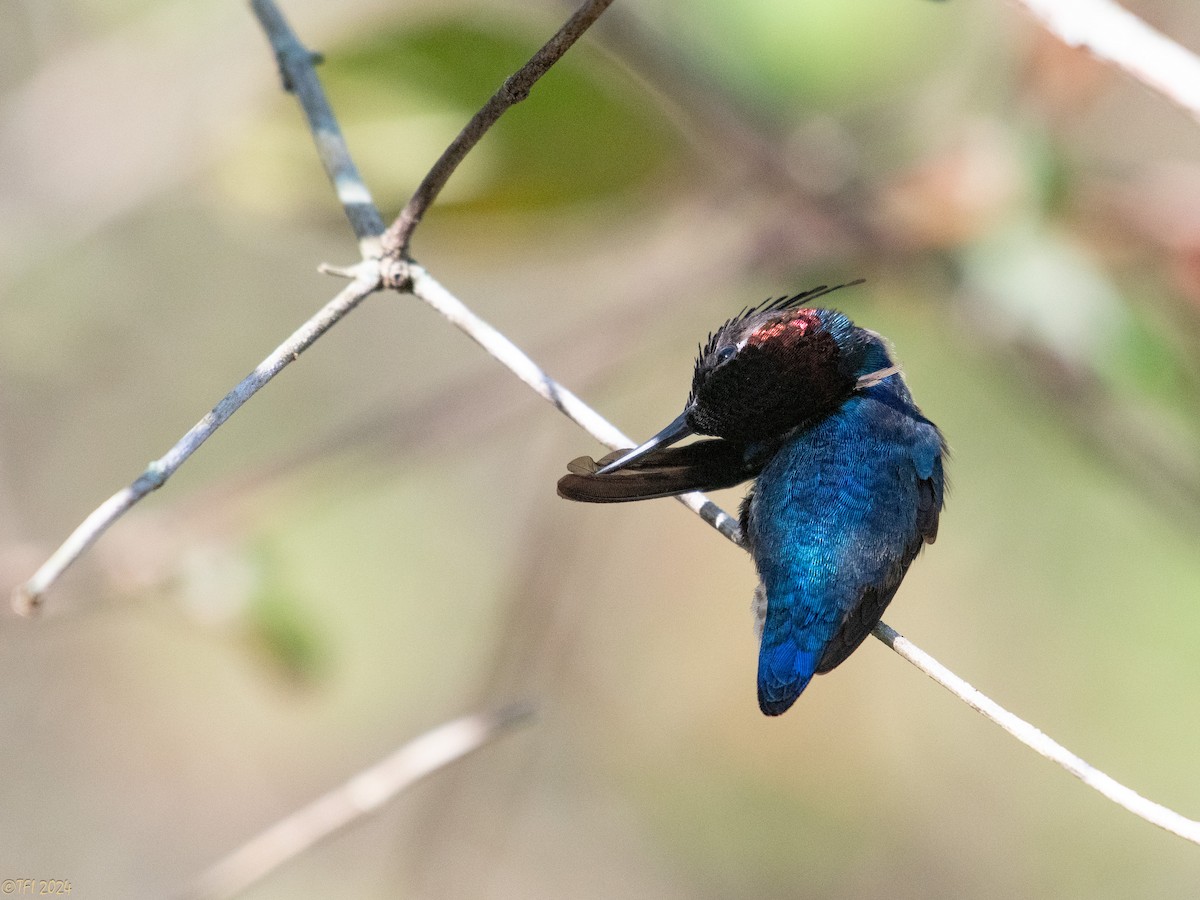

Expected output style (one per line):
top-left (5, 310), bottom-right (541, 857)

top-left (249, 0), bottom-right (385, 253)
top-left (12, 267), bottom-right (380, 614)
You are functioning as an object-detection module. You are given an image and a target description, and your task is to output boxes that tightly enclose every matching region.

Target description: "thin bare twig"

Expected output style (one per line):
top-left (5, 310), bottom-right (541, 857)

top-left (12, 0), bottom-right (620, 608)
top-left (1013, 0), bottom-right (1200, 124)
top-left (11, 265), bottom-right (381, 614)
top-left (406, 263), bottom-right (743, 543)
top-left (11, 0), bottom-right (393, 615)
top-left (381, 0), bottom-right (618, 256)
top-left (875, 623), bottom-right (1200, 844)
top-left (181, 704), bottom-right (533, 900)
top-left (250, 0), bottom-right (386, 254)
top-left (395, 112), bottom-right (1200, 856)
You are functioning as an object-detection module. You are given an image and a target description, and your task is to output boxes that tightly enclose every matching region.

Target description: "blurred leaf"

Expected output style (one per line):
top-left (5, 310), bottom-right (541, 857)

top-left (219, 16), bottom-right (682, 221)
top-left (1104, 297), bottom-right (1200, 451)
top-left (1023, 128), bottom-right (1075, 215)
top-left (1111, 307), bottom-right (1192, 402)
top-left (963, 219), bottom-right (1127, 367)
top-left (876, 120), bottom-right (1028, 250)
top-left (245, 549), bottom-right (328, 687)
top-left (631, 758), bottom-right (859, 894)
top-left (662, 0), bottom-right (969, 112)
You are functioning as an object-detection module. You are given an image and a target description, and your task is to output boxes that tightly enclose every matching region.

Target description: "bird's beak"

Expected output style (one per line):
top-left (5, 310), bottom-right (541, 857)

top-left (596, 409), bottom-right (694, 474)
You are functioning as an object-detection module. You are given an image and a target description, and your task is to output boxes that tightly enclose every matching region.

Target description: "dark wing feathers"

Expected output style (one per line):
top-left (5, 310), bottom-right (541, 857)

top-left (814, 538), bottom-right (920, 674)
top-left (915, 455), bottom-right (945, 544)
top-left (557, 439), bottom-right (758, 502)
top-left (814, 463), bottom-right (944, 674)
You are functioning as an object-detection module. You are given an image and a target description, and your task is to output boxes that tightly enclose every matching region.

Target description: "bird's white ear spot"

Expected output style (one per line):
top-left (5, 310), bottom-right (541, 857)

top-left (751, 582), bottom-right (768, 640)
top-left (855, 365), bottom-right (900, 390)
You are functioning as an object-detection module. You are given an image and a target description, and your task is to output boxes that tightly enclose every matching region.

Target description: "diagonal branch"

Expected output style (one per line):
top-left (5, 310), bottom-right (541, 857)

top-left (250, 0), bottom-right (386, 254)
top-left (381, 0), bottom-right (618, 257)
top-left (1012, 0), bottom-right (1200, 124)
top-left (11, 0), bottom-right (395, 614)
top-left (876, 623), bottom-right (1200, 844)
top-left (180, 704), bottom-right (533, 900)
top-left (406, 263), bottom-right (743, 542)
top-left (11, 265), bottom-right (381, 614)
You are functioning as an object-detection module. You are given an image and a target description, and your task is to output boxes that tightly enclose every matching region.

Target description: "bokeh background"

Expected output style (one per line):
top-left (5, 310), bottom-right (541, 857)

top-left (3, 0), bottom-right (1200, 896)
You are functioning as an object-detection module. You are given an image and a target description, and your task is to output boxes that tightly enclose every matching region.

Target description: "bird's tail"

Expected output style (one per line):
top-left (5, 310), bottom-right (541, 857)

top-left (756, 600), bottom-right (822, 716)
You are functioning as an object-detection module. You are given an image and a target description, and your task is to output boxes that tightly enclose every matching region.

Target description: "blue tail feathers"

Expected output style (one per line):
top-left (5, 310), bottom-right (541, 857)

top-left (757, 638), bottom-right (819, 716)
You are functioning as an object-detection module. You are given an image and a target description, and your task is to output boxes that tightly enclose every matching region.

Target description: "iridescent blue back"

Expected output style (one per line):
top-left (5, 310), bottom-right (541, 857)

top-left (746, 373), bottom-right (944, 715)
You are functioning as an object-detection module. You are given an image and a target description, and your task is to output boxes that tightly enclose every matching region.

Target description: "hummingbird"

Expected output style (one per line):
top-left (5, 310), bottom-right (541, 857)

top-left (558, 284), bottom-right (946, 716)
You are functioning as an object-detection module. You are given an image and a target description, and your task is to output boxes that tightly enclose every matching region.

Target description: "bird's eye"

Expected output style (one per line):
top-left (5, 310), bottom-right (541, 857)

top-left (715, 346), bottom-right (737, 364)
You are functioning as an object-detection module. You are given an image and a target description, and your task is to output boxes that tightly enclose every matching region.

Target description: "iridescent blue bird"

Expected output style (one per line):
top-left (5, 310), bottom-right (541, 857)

top-left (558, 284), bottom-right (946, 716)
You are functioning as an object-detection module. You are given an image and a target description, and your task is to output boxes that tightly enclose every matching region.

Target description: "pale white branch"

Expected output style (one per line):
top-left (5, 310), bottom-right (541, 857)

top-left (1013, 0), bottom-right (1200, 123)
top-left (875, 622), bottom-right (1200, 843)
top-left (406, 263), bottom-right (743, 543)
top-left (181, 705), bottom-right (532, 900)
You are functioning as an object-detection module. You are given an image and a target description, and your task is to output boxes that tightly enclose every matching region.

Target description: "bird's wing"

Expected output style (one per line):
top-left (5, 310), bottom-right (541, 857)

top-left (812, 573), bottom-right (909, 675)
top-left (557, 439), bottom-right (758, 502)
top-left (815, 433), bottom-right (945, 674)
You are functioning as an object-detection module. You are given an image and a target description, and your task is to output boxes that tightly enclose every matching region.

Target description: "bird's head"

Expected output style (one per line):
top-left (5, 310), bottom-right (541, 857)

top-left (596, 283), bottom-right (898, 474)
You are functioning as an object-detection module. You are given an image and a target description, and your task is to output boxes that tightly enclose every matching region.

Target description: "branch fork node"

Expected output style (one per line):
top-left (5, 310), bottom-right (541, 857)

top-left (380, 256), bottom-right (414, 292)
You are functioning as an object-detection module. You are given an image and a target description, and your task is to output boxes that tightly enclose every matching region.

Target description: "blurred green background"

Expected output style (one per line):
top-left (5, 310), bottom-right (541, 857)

top-left (3, 0), bottom-right (1200, 897)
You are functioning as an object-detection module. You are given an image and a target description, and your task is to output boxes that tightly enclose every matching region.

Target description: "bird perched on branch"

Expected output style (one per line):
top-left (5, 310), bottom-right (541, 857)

top-left (558, 284), bottom-right (946, 716)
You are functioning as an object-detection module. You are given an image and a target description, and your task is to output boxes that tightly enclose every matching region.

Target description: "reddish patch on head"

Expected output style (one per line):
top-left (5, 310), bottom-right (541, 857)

top-left (748, 310), bottom-right (818, 347)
